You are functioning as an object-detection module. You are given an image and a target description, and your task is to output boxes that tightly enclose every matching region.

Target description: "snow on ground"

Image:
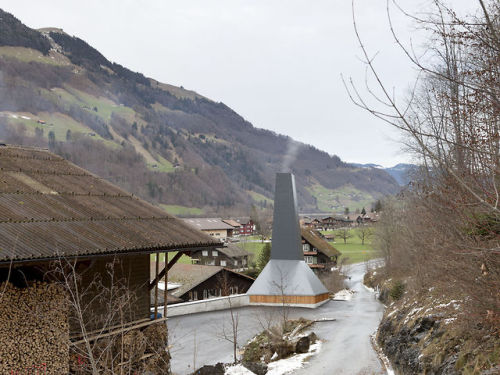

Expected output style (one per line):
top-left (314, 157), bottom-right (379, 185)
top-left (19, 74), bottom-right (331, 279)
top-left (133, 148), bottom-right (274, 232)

top-left (332, 289), bottom-right (355, 301)
top-left (224, 342), bottom-right (322, 375)
top-left (225, 364), bottom-right (254, 375)
top-left (363, 284), bottom-right (375, 293)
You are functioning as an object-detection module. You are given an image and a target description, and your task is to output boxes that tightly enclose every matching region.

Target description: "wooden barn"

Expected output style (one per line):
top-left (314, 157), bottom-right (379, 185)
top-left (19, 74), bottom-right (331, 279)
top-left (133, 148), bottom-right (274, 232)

top-left (0, 145), bottom-right (221, 374)
top-left (167, 263), bottom-right (254, 302)
top-left (189, 243), bottom-right (251, 270)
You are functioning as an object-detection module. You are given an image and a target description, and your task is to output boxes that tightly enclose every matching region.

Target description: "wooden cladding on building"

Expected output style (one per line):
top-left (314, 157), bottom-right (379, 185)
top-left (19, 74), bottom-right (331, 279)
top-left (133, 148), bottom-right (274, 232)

top-left (249, 293), bottom-right (329, 305)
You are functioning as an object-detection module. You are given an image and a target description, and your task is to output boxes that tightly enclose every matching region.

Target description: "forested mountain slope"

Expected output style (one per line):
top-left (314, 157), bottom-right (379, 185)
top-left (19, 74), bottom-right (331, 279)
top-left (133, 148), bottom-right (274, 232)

top-left (0, 9), bottom-right (399, 215)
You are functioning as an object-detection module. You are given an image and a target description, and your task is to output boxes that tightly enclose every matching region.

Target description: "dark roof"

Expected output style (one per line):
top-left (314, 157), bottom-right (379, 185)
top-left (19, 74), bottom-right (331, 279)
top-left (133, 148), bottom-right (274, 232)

top-left (301, 228), bottom-right (341, 257)
top-left (0, 145), bottom-right (220, 263)
top-left (233, 217), bottom-right (251, 225)
top-left (217, 243), bottom-right (251, 258)
top-left (182, 218), bottom-right (234, 231)
top-left (168, 263), bottom-right (254, 297)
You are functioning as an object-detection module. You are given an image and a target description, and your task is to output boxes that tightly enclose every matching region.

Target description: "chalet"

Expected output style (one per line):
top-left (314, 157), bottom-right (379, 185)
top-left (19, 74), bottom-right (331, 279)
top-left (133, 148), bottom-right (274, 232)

top-left (0, 145), bottom-right (220, 373)
top-left (167, 263), bottom-right (254, 302)
top-left (321, 216), bottom-right (349, 229)
top-left (182, 217), bottom-right (235, 240)
top-left (189, 243), bottom-right (251, 270)
top-left (233, 217), bottom-right (255, 236)
top-left (301, 228), bottom-right (341, 271)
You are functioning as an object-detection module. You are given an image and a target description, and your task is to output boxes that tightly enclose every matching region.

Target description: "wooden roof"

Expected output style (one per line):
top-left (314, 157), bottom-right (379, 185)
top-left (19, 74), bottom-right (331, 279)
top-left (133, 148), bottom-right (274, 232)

top-left (0, 145), bottom-right (220, 263)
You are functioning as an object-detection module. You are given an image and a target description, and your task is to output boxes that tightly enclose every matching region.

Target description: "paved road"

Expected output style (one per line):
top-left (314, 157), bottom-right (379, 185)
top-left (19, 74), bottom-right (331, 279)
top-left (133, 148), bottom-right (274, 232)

top-left (168, 261), bottom-right (386, 375)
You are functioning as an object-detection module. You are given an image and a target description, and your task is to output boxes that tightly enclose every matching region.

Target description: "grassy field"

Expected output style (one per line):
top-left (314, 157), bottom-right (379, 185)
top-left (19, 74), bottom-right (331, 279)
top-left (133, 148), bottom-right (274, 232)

top-left (236, 240), bottom-right (267, 263)
top-left (322, 229), bottom-right (379, 264)
top-left (306, 183), bottom-right (377, 212)
top-left (159, 204), bottom-right (204, 216)
top-left (150, 252), bottom-right (192, 265)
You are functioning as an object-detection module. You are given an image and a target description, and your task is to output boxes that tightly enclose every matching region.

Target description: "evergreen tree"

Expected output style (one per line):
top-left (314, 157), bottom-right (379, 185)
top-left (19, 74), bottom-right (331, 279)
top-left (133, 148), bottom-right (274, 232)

top-left (361, 207), bottom-right (366, 215)
top-left (344, 207), bottom-right (350, 215)
top-left (257, 242), bottom-right (271, 271)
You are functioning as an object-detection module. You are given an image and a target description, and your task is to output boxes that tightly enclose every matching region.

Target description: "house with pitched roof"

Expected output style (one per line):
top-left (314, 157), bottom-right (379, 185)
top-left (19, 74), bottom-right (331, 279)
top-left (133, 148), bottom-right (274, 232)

top-left (189, 243), bottom-right (251, 270)
top-left (182, 217), bottom-right (235, 240)
top-left (301, 228), bottom-right (341, 271)
top-left (167, 263), bottom-right (254, 302)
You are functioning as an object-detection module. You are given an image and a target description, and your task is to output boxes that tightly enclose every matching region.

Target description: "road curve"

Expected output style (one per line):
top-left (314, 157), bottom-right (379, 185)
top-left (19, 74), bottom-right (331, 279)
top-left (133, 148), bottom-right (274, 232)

top-left (168, 261), bottom-right (386, 375)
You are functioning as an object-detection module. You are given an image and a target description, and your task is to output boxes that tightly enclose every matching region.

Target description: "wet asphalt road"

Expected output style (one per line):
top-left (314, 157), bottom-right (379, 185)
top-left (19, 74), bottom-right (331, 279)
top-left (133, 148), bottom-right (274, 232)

top-left (168, 261), bottom-right (386, 375)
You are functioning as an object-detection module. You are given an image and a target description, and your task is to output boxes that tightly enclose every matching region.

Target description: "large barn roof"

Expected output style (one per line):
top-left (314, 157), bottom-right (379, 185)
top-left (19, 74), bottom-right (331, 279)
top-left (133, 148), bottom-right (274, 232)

top-left (0, 145), bottom-right (220, 263)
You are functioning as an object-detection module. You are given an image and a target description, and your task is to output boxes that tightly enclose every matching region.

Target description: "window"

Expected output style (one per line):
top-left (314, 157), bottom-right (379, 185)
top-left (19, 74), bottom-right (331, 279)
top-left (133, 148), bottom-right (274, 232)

top-left (242, 258), bottom-right (247, 265)
top-left (220, 260), bottom-right (227, 267)
top-left (203, 290), bottom-right (208, 299)
top-left (212, 250), bottom-right (218, 257)
top-left (305, 256), bottom-right (314, 264)
top-left (215, 233), bottom-right (220, 236)
top-left (303, 244), bottom-right (310, 252)
top-left (202, 250), bottom-right (208, 256)
top-left (234, 260), bottom-right (238, 266)
top-left (193, 291), bottom-right (198, 300)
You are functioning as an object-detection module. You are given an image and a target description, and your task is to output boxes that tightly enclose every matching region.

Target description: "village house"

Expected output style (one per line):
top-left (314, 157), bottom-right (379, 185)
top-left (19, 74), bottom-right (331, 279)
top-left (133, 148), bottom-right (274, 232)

top-left (167, 263), bottom-right (254, 302)
top-left (301, 228), bottom-right (341, 272)
top-left (189, 243), bottom-right (251, 270)
top-left (182, 217), bottom-right (235, 240)
top-left (233, 217), bottom-right (255, 236)
top-left (0, 145), bottom-right (221, 374)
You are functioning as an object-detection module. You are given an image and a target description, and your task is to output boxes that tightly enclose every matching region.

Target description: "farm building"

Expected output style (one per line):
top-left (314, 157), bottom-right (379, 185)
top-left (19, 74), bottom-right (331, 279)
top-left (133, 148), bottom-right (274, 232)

top-left (301, 228), bottom-right (341, 271)
top-left (189, 243), bottom-right (251, 270)
top-left (0, 145), bottom-right (220, 374)
top-left (167, 263), bottom-right (254, 302)
top-left (182, 217), bottom-right (235, 240)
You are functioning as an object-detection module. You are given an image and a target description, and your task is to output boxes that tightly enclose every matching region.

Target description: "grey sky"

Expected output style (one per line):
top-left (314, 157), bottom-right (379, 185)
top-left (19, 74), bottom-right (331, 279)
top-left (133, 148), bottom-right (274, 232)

top-left (0, 0), bottom-right (475, 166)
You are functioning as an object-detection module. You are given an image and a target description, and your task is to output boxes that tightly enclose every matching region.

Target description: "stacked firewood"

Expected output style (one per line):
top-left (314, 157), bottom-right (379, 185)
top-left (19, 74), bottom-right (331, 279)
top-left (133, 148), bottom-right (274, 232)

top-left (0, 281), bottom-right (69, 374)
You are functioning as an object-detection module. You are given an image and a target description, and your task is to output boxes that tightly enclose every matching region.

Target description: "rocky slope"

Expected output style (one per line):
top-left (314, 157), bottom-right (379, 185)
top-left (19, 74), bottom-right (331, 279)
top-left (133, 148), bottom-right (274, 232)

top-left (365, 271), bottom-right (500, 375)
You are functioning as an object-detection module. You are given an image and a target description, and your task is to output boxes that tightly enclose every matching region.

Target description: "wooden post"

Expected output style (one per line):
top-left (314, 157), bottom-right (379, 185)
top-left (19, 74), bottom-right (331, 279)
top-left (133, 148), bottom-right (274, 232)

top-left (163, 252), bottom-right (168, 316)
top-left (154, 252), bottom-right (160, 320)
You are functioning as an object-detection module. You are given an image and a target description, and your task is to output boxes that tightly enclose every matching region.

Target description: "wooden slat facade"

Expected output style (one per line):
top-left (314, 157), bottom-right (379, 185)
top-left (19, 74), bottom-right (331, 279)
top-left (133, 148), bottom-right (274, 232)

top-left (249, 293), bottom-right (329, 305)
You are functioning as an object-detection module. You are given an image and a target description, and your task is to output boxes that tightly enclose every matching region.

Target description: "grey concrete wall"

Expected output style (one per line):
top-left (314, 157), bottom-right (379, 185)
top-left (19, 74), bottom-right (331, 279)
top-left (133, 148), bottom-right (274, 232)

top-left (161, 294), bottom-right (249, 317)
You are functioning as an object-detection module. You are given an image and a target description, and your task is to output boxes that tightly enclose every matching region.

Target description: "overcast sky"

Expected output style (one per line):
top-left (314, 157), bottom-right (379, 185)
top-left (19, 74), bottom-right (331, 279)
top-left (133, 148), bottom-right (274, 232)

top-left (1, 0), bottom-right (476, 166)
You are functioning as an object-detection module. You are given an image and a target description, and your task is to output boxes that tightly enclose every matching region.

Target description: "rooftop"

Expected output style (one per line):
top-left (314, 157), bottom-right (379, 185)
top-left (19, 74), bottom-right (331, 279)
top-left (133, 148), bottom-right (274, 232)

top-left (182, 218), bottom-right (234, 231)
top-left (0, 145), bottom-right (220, 263)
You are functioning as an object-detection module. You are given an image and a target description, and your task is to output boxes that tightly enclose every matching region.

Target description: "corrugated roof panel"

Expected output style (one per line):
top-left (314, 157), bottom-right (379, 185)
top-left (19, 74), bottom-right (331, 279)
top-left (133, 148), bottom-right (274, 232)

top-left (0, 146), bottom-right (220, 262)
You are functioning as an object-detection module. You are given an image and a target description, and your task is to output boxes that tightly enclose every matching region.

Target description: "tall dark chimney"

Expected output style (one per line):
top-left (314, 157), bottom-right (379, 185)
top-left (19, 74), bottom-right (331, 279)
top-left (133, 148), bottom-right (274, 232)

top-left (271, 173), bottom-right (303, 261)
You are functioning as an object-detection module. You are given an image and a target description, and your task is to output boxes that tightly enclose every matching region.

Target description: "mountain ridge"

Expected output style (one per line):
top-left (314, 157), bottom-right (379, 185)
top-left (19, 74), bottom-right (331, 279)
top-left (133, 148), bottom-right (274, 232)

top-left (0, 8), bottom-right (400, 215)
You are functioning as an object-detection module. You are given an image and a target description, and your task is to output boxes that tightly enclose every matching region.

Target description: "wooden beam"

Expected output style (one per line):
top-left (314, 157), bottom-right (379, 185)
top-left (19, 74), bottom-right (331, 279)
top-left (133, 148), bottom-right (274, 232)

top-left (163, 251), bottom-right (168, 322)
top-left (149, 251), bottom-right (184, 290)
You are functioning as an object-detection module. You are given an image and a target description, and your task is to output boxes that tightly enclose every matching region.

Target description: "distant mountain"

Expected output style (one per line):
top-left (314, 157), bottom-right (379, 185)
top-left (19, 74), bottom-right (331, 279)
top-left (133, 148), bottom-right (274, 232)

top-left (0, 8), bottom-right (401, 215)
top-left (351, 163), bottom-right (416, 186)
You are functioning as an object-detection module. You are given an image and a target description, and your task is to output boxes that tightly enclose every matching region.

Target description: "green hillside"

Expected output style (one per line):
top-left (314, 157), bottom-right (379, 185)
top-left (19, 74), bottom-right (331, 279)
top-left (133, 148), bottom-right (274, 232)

top-left (0, 8), bottom-right (400, 215)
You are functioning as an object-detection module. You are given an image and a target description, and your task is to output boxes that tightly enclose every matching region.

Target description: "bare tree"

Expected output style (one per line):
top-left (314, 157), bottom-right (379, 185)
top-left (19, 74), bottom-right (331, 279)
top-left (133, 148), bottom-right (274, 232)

top-left (356, 225), bottom-right (373, 246)
top-left (335, 228), bottom-right (353, 244)
top-left (345, 0), bottom-right (500, 327)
